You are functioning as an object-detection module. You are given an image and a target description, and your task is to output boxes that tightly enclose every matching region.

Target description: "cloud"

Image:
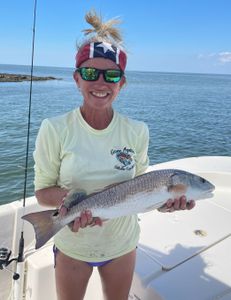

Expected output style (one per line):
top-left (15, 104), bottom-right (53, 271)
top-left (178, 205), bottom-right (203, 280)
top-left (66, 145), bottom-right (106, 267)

top-left (197, 51), bottom-right (231, 64)
top-left (218, 52), bottom-right (231, 63)
top-left (197, 53), bottom-right (216, 60)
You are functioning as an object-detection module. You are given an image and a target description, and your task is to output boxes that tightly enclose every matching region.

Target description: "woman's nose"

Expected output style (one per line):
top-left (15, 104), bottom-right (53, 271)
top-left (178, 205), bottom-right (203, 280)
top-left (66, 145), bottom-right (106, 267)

top-left (97, 73), bottom-right (105, 83)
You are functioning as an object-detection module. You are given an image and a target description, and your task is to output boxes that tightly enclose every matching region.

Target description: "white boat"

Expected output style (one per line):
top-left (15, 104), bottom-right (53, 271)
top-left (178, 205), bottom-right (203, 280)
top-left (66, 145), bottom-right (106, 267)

top-left (1, 156), bottom-right (231, 300)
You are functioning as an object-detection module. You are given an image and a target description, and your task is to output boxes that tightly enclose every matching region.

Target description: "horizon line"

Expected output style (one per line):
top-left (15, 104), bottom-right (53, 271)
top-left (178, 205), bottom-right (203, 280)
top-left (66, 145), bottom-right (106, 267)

top-left (0, 63), bottom-right (231, 77)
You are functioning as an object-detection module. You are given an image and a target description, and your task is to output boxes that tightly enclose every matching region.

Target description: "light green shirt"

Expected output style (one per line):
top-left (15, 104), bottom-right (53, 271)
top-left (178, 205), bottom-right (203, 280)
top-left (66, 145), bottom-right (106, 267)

top-left (34, 107), bottom-right (149, 261)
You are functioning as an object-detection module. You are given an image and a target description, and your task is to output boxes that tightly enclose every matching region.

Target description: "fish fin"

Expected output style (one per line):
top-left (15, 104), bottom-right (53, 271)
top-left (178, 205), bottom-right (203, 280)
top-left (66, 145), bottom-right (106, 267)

top-left (22, 210), bottom-right (63, 249)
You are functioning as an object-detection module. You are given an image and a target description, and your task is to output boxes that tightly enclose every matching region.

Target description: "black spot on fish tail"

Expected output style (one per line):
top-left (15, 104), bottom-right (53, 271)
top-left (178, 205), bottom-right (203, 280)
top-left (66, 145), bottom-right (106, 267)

top-left (52, 210), bottom-right (59, 217)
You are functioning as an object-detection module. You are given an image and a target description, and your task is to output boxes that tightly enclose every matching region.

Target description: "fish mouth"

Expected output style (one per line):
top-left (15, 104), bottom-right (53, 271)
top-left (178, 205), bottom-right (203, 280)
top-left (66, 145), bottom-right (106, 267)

top-left (203, 180), bottom-right (215, 198)
top-left (201, 189), bottom-right (215, 199)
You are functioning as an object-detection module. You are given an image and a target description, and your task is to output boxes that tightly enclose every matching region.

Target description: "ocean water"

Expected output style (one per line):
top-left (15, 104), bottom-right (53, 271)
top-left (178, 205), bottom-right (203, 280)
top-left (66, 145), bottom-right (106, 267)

top-left (0, 64), bottom-right (230, 205)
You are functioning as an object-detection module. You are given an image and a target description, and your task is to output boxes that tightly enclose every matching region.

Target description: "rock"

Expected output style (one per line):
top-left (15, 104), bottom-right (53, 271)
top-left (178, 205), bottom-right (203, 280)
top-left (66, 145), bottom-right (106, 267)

top-left (0, 73), bottom-right (61, 82)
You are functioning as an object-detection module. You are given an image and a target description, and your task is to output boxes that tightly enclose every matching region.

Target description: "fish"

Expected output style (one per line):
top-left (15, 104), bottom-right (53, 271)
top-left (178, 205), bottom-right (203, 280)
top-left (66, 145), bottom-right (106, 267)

top-left (22, 169), bottom-right (215, 249)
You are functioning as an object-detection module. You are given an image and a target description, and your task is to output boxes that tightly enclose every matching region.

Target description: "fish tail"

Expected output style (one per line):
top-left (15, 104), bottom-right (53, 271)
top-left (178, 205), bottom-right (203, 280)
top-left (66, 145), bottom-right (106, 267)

top-left (22, 210), bottom-right (63, 249)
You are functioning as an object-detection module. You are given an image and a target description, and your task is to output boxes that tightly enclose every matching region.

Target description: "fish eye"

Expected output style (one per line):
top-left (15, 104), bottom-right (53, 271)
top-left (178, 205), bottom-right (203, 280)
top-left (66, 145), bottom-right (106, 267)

top-left (200, 177), bottom-right (206, 183)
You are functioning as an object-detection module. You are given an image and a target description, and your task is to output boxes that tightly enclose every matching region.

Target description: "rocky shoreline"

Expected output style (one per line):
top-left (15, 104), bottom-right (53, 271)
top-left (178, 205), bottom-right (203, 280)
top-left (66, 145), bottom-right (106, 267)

top-left (0, 73), bottom-right (60, 82)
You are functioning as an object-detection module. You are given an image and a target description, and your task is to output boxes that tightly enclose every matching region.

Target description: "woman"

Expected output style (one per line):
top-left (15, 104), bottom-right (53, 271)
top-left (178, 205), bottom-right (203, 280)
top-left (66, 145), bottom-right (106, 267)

top-left (34, 11), bottom-right (195, 300)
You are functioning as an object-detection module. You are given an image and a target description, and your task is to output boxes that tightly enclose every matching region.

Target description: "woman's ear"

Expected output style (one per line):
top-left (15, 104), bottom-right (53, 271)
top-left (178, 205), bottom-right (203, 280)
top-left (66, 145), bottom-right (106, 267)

top-left (73, 71), bottom-right (82, 94)
top-left (73, 71), bottom-right (79, 86)
top-left (119, 75), bottom-right (126, 89)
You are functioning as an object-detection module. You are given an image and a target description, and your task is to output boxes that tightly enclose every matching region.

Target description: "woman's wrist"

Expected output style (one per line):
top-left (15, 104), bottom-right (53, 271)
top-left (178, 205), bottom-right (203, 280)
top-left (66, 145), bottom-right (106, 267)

top-left (35, 186), bottom-right (69, 207)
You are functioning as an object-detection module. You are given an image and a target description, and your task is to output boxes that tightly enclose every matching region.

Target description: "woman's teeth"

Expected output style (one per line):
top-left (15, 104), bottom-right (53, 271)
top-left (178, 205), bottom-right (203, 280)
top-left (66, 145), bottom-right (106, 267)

top-left (92, 91), bottom-right (108, 98)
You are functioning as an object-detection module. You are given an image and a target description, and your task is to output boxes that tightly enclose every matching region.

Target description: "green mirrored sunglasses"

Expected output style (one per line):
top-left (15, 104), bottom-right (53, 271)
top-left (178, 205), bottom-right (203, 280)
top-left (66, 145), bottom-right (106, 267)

top-left (76, 67), bottom-right (124, 83)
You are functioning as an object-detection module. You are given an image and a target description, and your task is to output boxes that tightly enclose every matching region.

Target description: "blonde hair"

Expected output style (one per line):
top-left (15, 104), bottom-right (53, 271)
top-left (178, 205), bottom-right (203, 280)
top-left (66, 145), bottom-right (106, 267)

top-left (77, 10), bottom-right (125, 50)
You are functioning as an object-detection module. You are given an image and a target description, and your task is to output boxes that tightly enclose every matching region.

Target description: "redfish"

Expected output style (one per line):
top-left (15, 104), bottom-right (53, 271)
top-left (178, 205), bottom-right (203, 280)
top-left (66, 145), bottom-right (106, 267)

top-left (22, 169), bottom-right (215, 249)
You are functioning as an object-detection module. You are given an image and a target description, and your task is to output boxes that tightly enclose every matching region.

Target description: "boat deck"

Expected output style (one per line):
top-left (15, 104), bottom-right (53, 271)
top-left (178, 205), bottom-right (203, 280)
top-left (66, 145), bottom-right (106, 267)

top-left (0, 156), bottom-right (231, 300)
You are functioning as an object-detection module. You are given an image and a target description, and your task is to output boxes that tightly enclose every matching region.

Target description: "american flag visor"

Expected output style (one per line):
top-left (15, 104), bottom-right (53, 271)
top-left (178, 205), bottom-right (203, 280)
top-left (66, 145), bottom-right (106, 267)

top-left (76, 42), bottom-right (127, 71)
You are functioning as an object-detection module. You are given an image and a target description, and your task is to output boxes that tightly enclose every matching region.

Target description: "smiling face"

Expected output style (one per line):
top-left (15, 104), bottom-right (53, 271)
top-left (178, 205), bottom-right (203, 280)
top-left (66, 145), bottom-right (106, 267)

top-left (73, 57), bottom-right (126, 112)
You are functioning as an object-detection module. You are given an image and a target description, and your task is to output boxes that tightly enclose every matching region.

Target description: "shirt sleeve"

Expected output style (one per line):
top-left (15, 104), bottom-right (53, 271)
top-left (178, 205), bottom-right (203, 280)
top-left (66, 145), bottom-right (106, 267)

top-left (135, 123), bottom-right (150, 176)
top-left (33, 119), bottom-right (61, 191)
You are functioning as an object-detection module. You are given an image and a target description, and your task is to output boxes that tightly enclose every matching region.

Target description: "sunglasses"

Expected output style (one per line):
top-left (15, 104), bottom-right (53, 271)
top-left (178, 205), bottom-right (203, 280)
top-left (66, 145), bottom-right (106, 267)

top-left (76, 67), bottom-right (124, 83)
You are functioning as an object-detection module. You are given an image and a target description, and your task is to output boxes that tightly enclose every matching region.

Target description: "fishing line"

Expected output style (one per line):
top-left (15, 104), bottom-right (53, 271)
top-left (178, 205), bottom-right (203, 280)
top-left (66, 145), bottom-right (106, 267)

top-left (0, 0), bottom-right (39, 283)
top-left (18, 0), bottom-right (38, 263)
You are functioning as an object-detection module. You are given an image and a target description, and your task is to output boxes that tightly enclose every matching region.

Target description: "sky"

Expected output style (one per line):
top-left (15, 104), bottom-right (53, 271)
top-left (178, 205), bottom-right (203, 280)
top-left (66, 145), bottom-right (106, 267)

top-left (0, 0), bottom-right (231, 74)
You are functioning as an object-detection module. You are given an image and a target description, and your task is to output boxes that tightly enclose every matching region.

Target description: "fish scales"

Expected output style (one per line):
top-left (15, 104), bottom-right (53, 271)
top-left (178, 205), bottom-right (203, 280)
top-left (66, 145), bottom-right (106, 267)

top-left (65, 169), bottom-right (183, 220)
top-left (22, 169), bottom-right (215, 249)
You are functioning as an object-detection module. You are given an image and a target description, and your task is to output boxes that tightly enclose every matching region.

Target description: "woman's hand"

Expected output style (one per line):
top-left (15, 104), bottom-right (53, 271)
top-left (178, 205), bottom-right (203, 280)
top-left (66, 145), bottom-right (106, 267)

top-left (158, 196), bottom-right (195, 213)
top-left (59, 205), bottom-right (103, 232)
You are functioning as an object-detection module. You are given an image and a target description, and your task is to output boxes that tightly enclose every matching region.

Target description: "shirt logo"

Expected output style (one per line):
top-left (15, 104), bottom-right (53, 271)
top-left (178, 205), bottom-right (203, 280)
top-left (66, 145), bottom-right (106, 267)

top-left (111, 147), bottom-right (135, 171)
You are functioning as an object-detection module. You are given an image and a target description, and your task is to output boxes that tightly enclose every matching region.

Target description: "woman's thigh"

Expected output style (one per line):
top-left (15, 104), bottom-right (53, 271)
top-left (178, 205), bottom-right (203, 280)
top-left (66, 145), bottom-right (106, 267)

top-left (98, 249), bottom-right (136, 300)
top-left (55, 249), bottom-right (93, 300)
